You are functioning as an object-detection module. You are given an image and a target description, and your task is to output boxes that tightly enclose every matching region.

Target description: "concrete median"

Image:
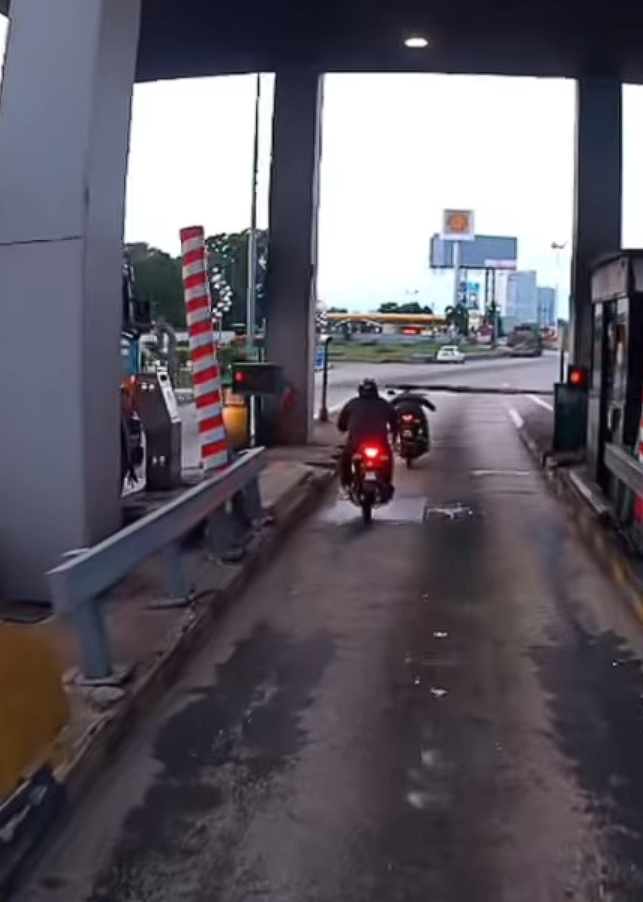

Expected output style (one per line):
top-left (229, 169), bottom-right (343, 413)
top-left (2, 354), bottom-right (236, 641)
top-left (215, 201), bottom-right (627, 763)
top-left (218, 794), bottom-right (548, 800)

top-left (0, 441), bottom-right (337, 897)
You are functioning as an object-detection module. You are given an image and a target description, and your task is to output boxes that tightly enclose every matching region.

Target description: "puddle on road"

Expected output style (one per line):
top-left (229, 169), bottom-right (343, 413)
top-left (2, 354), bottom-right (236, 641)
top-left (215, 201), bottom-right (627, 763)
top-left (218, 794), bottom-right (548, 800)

top-left (320, 495), bottom-right (428, 524)
top-left (422, 502), bottom-right (475, 521)
top-left (320, 496), bottom-right (481, 525)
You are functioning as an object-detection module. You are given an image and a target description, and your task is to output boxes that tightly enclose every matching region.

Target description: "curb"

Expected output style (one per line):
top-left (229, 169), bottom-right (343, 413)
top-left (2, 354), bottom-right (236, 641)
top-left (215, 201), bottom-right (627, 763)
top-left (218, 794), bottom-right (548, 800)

top-left (516, 426), bottom-right (643, 627)
top-left (0, 466), bottom-right (334, 898)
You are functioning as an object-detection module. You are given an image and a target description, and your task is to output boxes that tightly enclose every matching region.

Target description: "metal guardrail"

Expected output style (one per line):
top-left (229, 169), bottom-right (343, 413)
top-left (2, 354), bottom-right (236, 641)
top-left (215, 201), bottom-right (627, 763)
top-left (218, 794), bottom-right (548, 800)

top-left (604, 442), bottom-right (643, 498)
top-left (47, 449), bottom-right (266, 681)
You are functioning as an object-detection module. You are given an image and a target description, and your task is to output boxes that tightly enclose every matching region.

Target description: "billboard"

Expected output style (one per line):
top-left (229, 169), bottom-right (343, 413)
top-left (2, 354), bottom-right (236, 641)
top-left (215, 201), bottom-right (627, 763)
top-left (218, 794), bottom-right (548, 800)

top-left (430, 233), bottom-right (518, 270)
top-left (442, 209), bottom-right (475, 242)
top-left (457, 280), bottom-right (480, 309)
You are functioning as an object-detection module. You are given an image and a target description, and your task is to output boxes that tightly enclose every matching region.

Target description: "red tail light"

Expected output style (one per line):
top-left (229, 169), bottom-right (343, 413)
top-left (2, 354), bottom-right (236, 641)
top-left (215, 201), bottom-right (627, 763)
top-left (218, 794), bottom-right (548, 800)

top-left (362, 446), bottom-right (380, 460)
top-left (401, 413), bottom-right (415, 422)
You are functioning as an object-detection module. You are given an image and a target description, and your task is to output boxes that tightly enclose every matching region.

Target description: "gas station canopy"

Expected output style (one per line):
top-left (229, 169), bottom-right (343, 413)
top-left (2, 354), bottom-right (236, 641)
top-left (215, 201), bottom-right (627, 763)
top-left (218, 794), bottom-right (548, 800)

top-left (2, 0), bottom-right (643, 83)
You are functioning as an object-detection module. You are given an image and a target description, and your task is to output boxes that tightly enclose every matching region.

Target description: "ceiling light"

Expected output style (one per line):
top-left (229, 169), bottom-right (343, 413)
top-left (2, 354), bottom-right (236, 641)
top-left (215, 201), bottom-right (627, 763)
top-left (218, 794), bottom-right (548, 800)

top-left (404, 36), bottom-right (429, 49)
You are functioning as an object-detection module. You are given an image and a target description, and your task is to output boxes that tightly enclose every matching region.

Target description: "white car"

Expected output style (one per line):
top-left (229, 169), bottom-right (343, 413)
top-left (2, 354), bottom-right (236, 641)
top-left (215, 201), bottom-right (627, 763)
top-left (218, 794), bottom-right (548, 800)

top-left (436, 345), bottom-right (465, 364)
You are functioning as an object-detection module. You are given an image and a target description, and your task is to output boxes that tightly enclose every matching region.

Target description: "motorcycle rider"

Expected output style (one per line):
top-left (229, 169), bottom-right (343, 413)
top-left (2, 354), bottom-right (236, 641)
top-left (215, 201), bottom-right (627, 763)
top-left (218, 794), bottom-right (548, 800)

top-left (390, 390), bottom-right (436, 448)
top-left (337, 379), bottom-right (398, 495)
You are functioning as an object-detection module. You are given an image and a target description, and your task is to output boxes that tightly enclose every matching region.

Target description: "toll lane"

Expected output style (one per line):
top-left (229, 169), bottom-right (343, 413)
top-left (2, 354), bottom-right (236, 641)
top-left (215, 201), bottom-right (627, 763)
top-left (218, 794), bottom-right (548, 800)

top-left (180, 355), bottom-right (557, 468)
top-left (18, 388), bottom-right (643, 902)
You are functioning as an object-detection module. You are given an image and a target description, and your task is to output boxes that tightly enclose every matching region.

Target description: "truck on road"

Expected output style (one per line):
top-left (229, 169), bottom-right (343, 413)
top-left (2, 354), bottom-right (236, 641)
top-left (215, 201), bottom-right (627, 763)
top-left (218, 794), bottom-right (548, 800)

top-left (506, 323), bottom-right (543, 357)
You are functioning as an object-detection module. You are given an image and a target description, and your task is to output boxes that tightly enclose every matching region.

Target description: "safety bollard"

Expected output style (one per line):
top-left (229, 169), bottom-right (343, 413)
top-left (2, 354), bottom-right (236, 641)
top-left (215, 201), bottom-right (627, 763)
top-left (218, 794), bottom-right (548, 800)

top-left (317, 334), bottom-right (333, 422)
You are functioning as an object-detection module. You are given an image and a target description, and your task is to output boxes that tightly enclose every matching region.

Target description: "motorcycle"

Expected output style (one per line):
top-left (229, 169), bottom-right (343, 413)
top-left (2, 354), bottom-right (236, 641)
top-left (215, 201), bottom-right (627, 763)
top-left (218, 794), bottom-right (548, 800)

top-left (347, 442), bottom-right (393, 525)
top-left (397, 411), bottom-right (429, 468)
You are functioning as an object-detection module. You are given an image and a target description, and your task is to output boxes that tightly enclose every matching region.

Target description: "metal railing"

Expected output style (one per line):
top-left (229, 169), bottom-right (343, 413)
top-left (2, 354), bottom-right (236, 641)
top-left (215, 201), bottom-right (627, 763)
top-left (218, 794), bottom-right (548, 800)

top-left (604, 442), bottom-right (643, 498)
top-left (47, 449), bottom-right (266, 681)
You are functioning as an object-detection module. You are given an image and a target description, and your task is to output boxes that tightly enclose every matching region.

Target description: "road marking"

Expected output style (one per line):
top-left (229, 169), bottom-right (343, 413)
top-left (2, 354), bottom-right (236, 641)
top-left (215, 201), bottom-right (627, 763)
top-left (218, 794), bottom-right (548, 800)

top-left (528, 394), bottom-right (554, 412)
top-left (507, 407), bottom-right (524, 430)
top-left (471, 469), bottom-right (533, 477)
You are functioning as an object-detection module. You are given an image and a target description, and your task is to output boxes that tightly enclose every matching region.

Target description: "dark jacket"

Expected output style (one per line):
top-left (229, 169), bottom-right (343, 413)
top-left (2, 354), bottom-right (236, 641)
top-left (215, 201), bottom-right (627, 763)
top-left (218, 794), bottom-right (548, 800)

top-left (337, 395), bottom-right (399, 443)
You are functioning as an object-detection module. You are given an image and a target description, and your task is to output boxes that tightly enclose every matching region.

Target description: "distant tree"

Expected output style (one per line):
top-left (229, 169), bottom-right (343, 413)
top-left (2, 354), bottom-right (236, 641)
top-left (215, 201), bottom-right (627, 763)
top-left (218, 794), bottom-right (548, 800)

top-left (378, 301), bottom-right (433, 315)
top-left (327, 306), bottom-right (348, 314)
top-left (483, 300), bottom-right (504, 336)
top-left (445, 303), bottom-right (469, 336)
top-left (127, 242), bottom-right (185, 327)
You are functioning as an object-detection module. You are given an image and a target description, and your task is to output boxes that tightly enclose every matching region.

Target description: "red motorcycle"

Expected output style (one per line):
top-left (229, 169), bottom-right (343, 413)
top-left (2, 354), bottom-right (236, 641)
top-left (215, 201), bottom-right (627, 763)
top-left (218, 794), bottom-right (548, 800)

top-left (348, 442), bottom-right (393, 524)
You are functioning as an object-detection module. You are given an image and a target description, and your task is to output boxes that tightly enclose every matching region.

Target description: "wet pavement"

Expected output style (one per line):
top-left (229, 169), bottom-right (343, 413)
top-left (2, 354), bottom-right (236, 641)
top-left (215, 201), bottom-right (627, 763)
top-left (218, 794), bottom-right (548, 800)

top-left (16, 378), bottom-right (643, 902)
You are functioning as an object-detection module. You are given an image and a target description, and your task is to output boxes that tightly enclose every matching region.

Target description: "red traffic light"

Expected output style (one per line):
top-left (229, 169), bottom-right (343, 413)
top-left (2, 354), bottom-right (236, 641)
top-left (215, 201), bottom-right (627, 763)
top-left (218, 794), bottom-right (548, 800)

top-left (568, 366), bottom-right (588, 388)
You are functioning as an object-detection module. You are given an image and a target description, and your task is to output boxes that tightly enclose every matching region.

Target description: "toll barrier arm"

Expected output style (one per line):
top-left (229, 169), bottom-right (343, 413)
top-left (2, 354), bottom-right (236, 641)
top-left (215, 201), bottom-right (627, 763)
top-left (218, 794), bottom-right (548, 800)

top-left (47, 448), bottom-right (265, 682)
top-left (385, 383), bottom-right (554, 396)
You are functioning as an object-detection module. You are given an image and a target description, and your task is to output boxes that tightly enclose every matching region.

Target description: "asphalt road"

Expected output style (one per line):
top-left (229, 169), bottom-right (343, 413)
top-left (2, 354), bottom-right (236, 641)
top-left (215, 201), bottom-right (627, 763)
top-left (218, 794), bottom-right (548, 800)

top-left (18, 367), bottom-right (643, 902)
top-left (180, 355), bottom-right (559, 468)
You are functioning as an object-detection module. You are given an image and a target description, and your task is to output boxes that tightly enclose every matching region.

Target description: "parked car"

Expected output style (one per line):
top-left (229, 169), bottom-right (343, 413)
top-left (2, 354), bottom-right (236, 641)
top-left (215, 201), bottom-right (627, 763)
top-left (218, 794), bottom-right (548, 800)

top-left (436, 345), bottom-right (465, 364)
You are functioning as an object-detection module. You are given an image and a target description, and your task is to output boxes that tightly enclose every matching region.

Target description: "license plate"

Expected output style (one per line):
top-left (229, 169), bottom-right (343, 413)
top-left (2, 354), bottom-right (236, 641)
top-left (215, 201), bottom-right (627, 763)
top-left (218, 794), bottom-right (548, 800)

top-left (402, 430), bottom-right (413, 438)
top-left (364, 471), bottom-right (377, 482)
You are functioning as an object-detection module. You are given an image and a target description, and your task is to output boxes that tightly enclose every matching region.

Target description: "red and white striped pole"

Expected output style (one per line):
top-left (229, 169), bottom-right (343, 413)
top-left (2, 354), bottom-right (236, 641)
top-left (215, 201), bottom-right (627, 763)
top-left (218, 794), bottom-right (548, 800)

top-left (179, 226), bottom-right (228, 472)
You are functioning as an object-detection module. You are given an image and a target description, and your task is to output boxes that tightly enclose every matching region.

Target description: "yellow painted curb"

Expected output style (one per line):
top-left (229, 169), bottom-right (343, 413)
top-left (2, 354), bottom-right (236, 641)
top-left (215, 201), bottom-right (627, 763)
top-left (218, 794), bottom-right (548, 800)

top-left (0, 623), bottom-right (69, 804)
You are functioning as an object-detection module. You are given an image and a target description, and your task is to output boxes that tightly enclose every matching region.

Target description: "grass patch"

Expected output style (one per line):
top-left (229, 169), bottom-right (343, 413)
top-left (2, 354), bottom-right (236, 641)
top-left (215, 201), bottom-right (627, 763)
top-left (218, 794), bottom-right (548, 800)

top-left (328, 342), bottom-right (497, 363)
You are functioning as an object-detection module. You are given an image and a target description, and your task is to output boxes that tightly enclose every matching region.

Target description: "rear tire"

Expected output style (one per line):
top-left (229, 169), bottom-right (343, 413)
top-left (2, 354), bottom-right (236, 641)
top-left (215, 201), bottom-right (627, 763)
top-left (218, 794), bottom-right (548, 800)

top-left (405, 455), bottom-right (413, 469)
top-left (361, 498), bottom-right (373, 525)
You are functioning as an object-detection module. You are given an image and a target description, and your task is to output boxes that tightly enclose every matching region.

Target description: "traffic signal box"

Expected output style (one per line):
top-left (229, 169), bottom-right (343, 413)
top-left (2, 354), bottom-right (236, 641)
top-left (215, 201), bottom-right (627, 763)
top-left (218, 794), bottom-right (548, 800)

top-left (230, 362), bottom-right (285, 446)
top-left (231, 362), bottom-right (284, 397)
top-left (553, 365), bottom-right (589, 455)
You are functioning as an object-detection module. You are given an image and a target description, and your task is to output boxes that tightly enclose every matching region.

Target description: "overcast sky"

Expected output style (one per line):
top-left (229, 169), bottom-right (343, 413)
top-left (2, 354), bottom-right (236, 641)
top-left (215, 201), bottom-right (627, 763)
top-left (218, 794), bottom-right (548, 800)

top-left (2, 21), bottom-right (643, 314)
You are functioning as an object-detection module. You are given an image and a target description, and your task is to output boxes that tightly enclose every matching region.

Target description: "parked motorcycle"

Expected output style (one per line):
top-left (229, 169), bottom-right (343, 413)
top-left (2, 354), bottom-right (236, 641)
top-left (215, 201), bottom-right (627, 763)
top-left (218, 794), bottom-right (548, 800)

top-left (347, 442), bottom-right (393, 524)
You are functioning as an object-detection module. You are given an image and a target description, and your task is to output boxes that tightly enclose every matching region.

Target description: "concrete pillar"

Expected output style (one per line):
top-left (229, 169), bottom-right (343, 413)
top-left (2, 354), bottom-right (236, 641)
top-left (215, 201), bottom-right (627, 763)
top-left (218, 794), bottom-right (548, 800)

top-left (571, 77), bottom-right (622, 368)
top-left (265, 70), bottom-right (324, 444)
top-left (0, 0), bottom-right (142, 600)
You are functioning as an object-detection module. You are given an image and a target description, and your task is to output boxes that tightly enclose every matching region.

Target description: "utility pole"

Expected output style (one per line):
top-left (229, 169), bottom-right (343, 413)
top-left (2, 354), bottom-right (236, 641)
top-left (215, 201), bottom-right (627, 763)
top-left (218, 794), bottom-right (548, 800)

top-left (246, 74), bottom-right (261, 359)
top-left (552, 241), bottom-right (566, 381)
top-left (452, 241), bottom-right (461, 310)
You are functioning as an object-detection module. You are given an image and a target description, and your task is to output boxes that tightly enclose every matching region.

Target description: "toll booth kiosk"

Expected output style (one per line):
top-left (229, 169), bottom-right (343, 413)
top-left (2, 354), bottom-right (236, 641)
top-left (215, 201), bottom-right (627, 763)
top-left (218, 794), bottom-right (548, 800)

top-left (134, 368), bottom-right (182, 490)
top-left (588, 251), bottom-right (643, 501)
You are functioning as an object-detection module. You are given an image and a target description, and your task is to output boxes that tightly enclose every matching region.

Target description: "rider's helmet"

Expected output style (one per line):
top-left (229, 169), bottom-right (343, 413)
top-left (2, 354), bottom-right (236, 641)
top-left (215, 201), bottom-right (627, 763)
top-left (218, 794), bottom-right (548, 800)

top-left (358, 378), bottom-right (379, 399)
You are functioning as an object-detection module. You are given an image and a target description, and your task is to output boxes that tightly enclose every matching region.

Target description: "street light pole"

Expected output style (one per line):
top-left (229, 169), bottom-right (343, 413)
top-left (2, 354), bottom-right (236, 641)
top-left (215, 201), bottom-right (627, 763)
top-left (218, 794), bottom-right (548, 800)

top-left (246, 73), bottom-right (261, 359)
top-left (551, 241), bottom-right (566, 381)
top-left (452, 241), bottom-right (461, 309)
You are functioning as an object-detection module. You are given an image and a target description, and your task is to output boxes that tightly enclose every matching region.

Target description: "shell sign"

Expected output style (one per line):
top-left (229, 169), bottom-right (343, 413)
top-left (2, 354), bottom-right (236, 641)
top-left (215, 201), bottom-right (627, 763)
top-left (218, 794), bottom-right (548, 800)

top-left (442, 209), bottom-right (475, 241)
